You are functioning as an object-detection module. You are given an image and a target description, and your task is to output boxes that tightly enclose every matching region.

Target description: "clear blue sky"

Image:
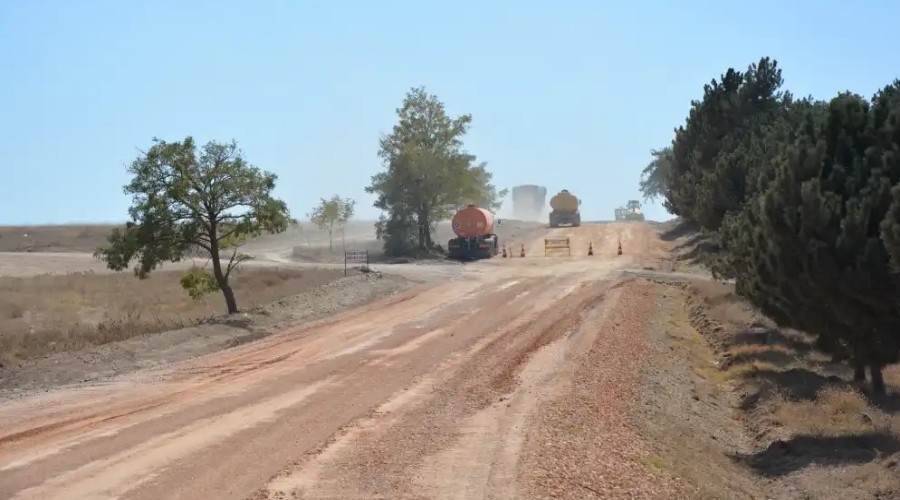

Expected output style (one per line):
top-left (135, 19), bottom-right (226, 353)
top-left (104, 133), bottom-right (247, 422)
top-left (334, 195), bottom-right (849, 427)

top-left (2, 0), bottom-right (898, 225)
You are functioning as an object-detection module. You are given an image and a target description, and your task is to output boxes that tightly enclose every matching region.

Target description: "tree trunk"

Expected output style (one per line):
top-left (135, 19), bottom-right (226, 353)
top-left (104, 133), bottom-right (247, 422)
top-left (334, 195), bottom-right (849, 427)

top-left (218, 277), bottom-right (239, 315)
top-left (328, 229), bottom-right (333, 252)
top-left (423, 227), bottom-right (433, 249)
top-left (853, 361), bottom-right (866, 382)
top-left (869, 364), bottom-right (886, 397)
top-left (209, 228), bottom-right (239, 314)
top-left (417, 208), bottom-right (428, 250)
top-left (424, 218), bottom-right (434, 249)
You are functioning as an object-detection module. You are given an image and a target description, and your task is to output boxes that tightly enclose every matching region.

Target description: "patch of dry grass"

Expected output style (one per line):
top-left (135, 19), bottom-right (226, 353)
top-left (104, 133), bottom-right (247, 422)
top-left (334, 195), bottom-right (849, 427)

top-left (660, 299), bottom-right (727, 384)
top-left (773, 388), bottom-right (893, 436)
top-left (0, 225), bottom-right (117, 253)
top-left (679, 279), bottom-right (900, 498)
top-left (685, 278), bottom-right (900, 398)
top-left (0, 266), bottom-right (344, 365)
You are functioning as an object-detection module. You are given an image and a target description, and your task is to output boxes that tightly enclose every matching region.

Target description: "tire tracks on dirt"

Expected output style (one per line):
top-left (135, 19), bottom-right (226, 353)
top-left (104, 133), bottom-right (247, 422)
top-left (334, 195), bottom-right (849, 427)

top-left (256, 279), bottom-right (612, 499)
top-left (0, 222), bottom-right (665, 500)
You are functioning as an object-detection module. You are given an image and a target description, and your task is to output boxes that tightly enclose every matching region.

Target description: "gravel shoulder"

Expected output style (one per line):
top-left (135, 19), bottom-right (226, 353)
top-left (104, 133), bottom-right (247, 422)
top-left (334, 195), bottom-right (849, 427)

top-left (0, 272), bottom-right (413, 399)
top-left (631, 275), bottom-right (900, 500)
top-left (632, 280), bottom-right (764, 499)
top-left (515, 278), bottom-right (689, 499)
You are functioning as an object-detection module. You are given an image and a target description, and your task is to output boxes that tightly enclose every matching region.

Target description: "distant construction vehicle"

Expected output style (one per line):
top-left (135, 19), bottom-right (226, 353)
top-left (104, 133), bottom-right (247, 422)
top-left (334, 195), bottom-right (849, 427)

top-left (447, 204), bottom-right (501, 260)
top-left (511, 184), bottom-right (547, 221)
top-left (548, 189), bottom-right (581, 227)
top-left (614, 200), bottom-right (645, 221)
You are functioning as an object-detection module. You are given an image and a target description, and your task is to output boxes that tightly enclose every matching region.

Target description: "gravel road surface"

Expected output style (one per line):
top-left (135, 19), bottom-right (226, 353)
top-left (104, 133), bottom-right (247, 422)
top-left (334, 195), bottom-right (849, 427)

top-left (0, 222), bottom-right (670, 499)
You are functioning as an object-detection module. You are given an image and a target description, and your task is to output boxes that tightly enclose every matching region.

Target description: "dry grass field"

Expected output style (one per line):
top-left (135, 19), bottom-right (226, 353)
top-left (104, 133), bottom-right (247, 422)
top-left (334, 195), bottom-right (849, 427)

top-left (0, 224), bottom-right (116, 253)
top-left (0, 221), bottom-right (380, 257)
top-left (0, 219), bottom-right (471, 370)
top-left (0, 266), bottom-right (344, 366)
top-left (0, 220), bottom-right (446, 380)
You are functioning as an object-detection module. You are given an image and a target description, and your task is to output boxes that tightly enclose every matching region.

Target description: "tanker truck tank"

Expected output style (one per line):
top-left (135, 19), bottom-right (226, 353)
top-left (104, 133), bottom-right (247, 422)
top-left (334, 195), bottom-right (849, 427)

top-left (447, 204), bottom-right (501, 260)
top-left (548, 189), bottom-right (581, 227)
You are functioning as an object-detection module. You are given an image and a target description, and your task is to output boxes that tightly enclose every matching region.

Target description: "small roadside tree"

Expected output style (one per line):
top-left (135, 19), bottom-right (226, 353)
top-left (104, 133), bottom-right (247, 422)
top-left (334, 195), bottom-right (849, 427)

top-left (94, 137), bottom-right (293, 314)
top-left (639, 146), bottom-right (673, 202)
top-left (308, 195), bottom-right (356, 252)
top-left (668, 57), bottom-right (786, 229)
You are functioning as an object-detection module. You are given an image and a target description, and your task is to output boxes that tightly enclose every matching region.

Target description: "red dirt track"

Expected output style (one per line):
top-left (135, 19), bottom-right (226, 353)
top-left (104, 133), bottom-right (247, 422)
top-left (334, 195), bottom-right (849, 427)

top-left (0, 222), bottom-right (669, 500)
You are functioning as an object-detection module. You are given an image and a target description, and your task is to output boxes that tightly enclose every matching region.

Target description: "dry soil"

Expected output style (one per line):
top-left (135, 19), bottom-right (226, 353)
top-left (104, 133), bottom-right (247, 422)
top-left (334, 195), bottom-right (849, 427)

top-left (1, 220), bottom-right (895, 499)
top-left (0, 222), bottom-right (680, 500)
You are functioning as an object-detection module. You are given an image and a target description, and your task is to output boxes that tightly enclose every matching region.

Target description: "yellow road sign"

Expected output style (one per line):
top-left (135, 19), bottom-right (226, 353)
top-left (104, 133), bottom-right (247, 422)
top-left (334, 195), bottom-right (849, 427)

top-left (544, 237), bottom-right (571, 257)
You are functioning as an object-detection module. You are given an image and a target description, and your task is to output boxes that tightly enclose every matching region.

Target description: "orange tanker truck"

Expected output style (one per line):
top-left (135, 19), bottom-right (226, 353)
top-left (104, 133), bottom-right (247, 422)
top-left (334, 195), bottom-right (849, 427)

top-left (548, 189), bottom-right (581, 227)
top-left (447, 204), bottom-right (501, 260)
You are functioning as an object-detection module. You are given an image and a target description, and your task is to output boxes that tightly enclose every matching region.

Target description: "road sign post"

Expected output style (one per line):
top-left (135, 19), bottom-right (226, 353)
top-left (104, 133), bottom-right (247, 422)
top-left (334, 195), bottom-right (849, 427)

top-left (344, 249), bottom-right (369, 276)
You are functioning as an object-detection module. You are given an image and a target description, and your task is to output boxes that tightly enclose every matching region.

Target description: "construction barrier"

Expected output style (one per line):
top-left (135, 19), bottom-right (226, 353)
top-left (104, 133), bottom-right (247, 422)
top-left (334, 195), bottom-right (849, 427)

top-left (544, 237), bottom-right (572, 257)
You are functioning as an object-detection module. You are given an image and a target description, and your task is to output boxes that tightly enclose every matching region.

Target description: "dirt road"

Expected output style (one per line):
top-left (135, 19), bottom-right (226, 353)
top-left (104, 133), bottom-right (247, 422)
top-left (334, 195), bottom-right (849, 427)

top-left (0, 222), bottom-right (668, 500)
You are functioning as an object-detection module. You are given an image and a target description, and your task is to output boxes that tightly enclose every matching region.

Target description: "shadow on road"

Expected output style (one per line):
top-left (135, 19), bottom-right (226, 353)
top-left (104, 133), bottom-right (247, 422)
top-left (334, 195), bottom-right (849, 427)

top-left (659, 220), bottom-right (699, 242)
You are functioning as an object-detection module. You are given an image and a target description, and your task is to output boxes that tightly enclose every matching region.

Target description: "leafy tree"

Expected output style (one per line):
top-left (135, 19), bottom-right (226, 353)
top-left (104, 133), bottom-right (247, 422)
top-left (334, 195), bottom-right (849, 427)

top-left (639, 146), bottom-right (673, 202)
top-left (366, 86), bottom-right (506, 255)
top-left (308, 195), bottom-right (356, 252)
top-left (94, 137), bottom-right (293, 314)
top-left (668, 57), bottom-right (786, 229)
top-left (648, 55), bottom-right (900, 395)
top-left (718, 88), bottom-right (900, 395)
top-left (875, 80), bottom-right (900, 264)
top-left (375, 210), bottom-right (418, 257)
top-left (709, 95), bottom-right (828, 278)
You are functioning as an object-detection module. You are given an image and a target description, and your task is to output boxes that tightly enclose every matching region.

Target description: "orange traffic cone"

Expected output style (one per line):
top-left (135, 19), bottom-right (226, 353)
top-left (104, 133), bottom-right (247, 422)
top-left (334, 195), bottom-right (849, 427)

top-left (520, 243), bottom-right (525, 258)
top-left (502, 246), bottom-right (507, 258)
top-left (588, 242), bottom-right (594, 256)
top-left (617, 241), bottom-right (623, 255)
